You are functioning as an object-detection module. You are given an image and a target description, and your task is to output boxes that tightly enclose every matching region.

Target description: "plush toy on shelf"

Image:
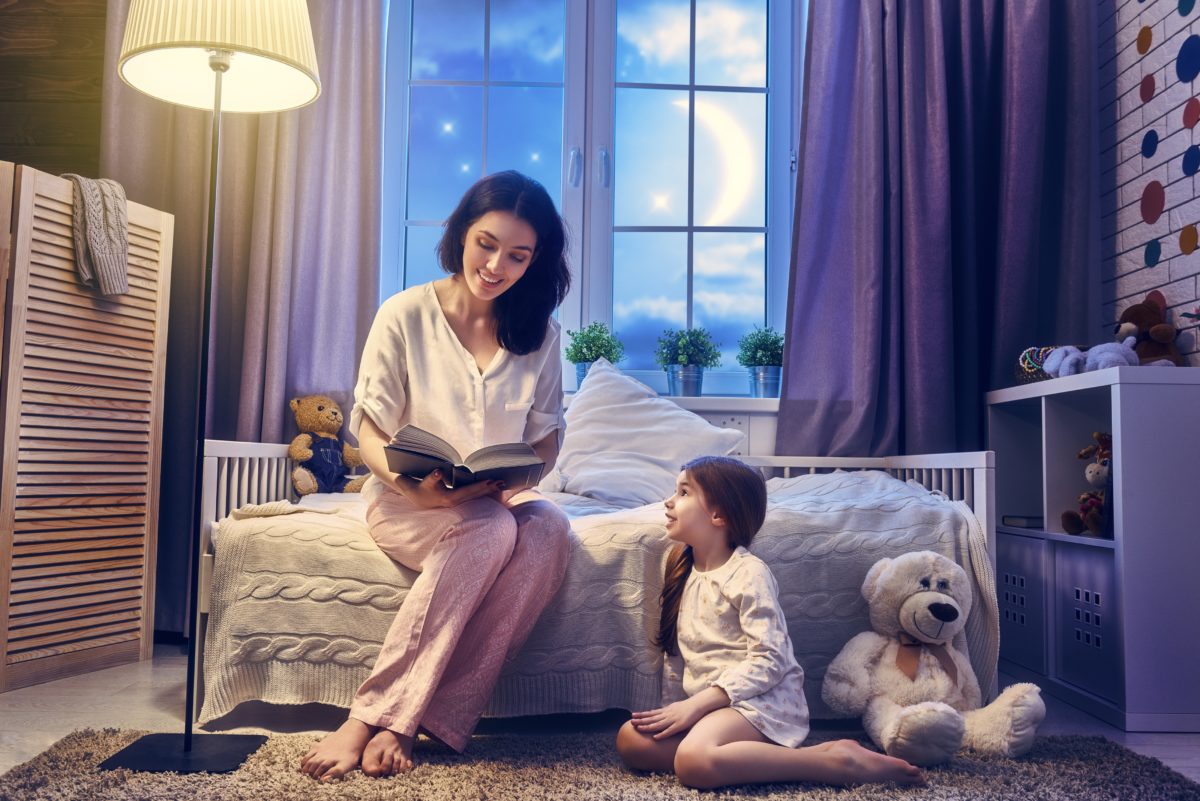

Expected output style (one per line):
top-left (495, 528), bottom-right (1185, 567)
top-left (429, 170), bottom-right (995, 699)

top-left (1014, 290), bottom-right (1182, 381)
top-left (1041, 336), bottom-right (1139, 378)
top-left (1061, 431), bottom-right (1112, 537)
top-left (288, 394), bottom-right (368, 495)
top-left (822, 551), bottom-right (1045, 767)
top-left (1114, 290), bottom-right (1183, 366)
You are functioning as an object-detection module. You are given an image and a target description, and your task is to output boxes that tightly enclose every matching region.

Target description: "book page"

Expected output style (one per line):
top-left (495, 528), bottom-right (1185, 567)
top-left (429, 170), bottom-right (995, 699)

top-left (388, 424), bottom-right (461, 464)
top-left (464, 441), bottom-right (540, 473)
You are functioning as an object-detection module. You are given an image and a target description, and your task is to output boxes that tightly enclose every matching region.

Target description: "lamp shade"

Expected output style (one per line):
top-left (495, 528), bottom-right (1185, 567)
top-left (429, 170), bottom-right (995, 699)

top-left (119, 0), bottom-right (320, 113)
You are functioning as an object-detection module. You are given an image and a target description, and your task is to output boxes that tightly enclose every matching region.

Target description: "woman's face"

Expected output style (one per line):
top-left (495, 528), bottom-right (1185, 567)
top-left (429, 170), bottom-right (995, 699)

top-left (460, 210), bottom-right (537, 301)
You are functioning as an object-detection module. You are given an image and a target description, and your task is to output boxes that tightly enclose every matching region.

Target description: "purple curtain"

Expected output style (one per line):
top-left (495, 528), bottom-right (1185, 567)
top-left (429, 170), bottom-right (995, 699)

top-left (777, 0), bottom-right (1097, 457)
top-left (101, 0), bottom-right (383, 634)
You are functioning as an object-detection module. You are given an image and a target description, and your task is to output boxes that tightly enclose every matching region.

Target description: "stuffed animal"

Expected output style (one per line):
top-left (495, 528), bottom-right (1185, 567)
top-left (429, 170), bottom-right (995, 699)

top-left (288, 394), bottom-right (367, 495)
top-left (1042, 336), bottom-right (1139, 378)
top-left (822, 551), bottom-right (1045, 767)
top-left (1061, 431), bottom-right (1111, 536)
top-left (1115, 290), bottom-right (1182, 366)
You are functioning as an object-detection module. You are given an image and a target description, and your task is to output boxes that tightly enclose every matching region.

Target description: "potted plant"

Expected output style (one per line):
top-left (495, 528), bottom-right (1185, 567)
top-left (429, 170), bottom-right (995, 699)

top-left (655, 327), bottom-right (721, 396)
top-left (736, 326), bottom-right (785, 397)
top-left (564, 321), bottom-right (625, 385)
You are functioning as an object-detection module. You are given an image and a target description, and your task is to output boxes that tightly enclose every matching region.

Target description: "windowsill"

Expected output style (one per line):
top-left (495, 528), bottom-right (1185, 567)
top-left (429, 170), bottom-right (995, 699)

top-left (565, 393), bottom-right (779, 412)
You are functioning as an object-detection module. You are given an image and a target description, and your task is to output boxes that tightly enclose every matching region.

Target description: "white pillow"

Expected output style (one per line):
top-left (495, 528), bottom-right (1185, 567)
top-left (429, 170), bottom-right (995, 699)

top-left (539, 358), bottom-right (745, 506)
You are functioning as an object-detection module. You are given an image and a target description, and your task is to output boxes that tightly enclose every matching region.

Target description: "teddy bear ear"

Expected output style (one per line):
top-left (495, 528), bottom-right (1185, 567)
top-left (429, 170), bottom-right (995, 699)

top-left (861, 558), bottom-right (892, 601)
top-left (290, 398), bottom-right (300, 412)
top-left (1145, 290), bottom-right (1167, 315)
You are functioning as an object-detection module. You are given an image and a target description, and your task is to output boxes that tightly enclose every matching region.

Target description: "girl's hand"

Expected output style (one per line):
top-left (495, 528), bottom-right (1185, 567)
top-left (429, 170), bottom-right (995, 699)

top-left (397, 470), bottom-right (502, 509)
top-left (630, 698), bottom-right (707, 740)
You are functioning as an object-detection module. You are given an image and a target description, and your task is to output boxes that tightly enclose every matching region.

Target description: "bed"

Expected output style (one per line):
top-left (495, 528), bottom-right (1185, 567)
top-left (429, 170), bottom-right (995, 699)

top-left (193, 363), bottom-right (997, 727)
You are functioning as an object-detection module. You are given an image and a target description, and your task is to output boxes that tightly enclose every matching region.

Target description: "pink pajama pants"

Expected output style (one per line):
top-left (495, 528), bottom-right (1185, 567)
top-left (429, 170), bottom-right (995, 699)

top-left (348, 489), bottom-right (571, 751)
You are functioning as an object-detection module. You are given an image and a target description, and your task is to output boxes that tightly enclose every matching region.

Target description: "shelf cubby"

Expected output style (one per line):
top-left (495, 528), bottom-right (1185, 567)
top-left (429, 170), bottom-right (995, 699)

top-left (986, 366), bottom-right (1200, 732)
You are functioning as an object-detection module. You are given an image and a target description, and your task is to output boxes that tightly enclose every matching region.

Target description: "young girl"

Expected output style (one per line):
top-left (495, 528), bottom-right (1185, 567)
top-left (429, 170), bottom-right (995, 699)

top-left (616, 456), bottom-right (925, 789)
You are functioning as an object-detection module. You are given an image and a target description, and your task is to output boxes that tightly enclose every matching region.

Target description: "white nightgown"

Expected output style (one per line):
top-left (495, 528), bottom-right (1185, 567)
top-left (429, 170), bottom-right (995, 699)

top-left (664, 546), bottom-right (810, 747)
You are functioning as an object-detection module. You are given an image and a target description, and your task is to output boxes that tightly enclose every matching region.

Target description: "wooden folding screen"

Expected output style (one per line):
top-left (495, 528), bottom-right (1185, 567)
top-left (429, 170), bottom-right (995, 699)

top-left (0, 163), bottom-right (173, 691)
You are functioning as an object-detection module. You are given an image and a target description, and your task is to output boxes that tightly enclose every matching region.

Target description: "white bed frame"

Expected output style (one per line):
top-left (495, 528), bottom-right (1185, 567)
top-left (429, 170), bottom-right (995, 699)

top-left (192, 439), bottom-right (994, 722)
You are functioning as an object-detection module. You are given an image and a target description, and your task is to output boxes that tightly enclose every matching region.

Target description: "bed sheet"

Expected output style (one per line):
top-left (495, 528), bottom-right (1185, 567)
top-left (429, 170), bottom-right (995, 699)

top-left (199, 471), bottom-right (996, 725)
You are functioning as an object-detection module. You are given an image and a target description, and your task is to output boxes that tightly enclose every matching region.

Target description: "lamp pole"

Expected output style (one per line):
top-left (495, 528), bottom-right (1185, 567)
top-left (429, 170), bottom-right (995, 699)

top-left (100, 49), bottom-right (268, 774)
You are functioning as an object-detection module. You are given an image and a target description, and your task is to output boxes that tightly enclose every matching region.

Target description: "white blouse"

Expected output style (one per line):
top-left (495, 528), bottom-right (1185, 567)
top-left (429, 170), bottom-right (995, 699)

top-left (350, 282), bottom-right (564, 504)
top-left (667, 546), bottom-right (810, 747)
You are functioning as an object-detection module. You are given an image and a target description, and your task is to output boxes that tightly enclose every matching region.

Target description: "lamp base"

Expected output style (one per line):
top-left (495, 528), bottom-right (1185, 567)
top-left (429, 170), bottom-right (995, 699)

top-left (99, 733), bottom-right (268, 773)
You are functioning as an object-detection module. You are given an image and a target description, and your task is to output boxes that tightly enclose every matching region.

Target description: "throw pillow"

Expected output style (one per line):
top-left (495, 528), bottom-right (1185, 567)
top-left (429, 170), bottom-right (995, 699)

top-left (539, 358), bottom-right (745, 506)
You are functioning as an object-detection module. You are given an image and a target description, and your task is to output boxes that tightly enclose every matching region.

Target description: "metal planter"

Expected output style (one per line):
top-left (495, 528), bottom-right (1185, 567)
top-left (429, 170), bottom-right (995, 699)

top-left (747, 365), bottom-right (781, 398)
top-left (666, 364), bottom-right (704, 396)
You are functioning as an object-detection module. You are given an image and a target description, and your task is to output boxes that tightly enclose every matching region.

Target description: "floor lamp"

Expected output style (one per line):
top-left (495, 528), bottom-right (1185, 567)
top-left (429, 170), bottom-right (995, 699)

top-left (99, 0), bottom-right (320, 773)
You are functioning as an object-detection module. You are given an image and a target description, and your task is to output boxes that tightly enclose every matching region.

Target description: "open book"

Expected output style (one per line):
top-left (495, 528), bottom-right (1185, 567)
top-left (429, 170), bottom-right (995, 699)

top-left (384, 424), bottom-right (545, 491)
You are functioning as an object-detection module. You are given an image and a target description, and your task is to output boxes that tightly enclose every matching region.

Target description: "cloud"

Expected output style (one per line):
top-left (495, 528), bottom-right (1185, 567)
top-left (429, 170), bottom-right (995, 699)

top-left (695, 290), bottom-right (762, 321)
top-left (697, 5), bottom-right (766, 85)
top-left (617, 5), bottom-right (690, 71)
top-left (617, 1), bottom-right (766, 86)
top-left (491, 5), bottom-right (565, 65)
top-left (693, 235), bottom-right (764, 279)
top-left (614, 296), bottom-right (687, 326)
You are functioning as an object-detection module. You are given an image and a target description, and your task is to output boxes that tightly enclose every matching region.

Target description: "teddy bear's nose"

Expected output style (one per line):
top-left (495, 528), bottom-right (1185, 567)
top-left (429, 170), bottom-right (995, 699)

top-left (928, 602), bottom-right (958, 622)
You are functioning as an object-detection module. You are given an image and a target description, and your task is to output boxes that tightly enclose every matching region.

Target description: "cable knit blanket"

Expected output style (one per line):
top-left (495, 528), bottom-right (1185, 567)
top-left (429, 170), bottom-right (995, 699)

top-left (198, 471), bottom-right (997, 725)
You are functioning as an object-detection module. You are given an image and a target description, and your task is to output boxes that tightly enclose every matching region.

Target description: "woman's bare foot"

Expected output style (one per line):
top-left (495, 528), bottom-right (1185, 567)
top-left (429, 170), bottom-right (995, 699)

top-left (362, 728), bottom-right (416, 777)
top-left (299, 718), bottom-right (376, 782)
top-left (821, 739), bottom-right (926, 786)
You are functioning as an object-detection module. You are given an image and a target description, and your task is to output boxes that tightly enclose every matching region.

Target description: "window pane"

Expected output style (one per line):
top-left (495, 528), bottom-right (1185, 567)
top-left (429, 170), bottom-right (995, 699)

top-left (487, 86), bottom-right (564, 209)
top-left (411, 0), bottom-right (484, 80)
top-left (407, 85), bottom-right (483, 221)
top-left (693, 91), bottom-right (765, 227)
top-left (692, 232), bottom-right (764, 366)
top-left (405, 225), bottom-right (446, 289)
top-left (615, 89), bottom-right (689, 226)
top-left (695, 0), bottom-right (766, 87)
top-left (612, 232), bottom-right (687, 369)
top-left (490, 0), bottom-right (565, 82)
top-left (616, 0), bottom-right (690, 85)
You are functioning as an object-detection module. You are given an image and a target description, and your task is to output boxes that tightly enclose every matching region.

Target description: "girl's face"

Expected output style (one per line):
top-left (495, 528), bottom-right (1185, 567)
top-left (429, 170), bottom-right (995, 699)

top-left (460, 210), bottom-right (537, 301)
top-left (663, 470), bottom-right (724, 546)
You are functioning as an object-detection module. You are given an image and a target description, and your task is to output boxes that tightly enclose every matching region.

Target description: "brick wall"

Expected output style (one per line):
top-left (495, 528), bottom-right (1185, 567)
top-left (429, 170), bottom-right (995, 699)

top-left (1101, 0), bottom-right (1200, 363)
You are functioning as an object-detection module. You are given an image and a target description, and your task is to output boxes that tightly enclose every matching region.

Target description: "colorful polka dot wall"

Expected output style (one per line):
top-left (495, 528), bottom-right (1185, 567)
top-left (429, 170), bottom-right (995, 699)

top-left (1110, 0), bottom-right (1200, 363)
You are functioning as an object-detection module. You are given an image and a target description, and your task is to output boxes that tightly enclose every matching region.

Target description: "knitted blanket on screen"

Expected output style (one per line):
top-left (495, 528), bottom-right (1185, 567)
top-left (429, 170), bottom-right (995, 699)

top-left (198, 472), bottom-right (997, 724)
top-left (60, 174), bottom-right (128, 296)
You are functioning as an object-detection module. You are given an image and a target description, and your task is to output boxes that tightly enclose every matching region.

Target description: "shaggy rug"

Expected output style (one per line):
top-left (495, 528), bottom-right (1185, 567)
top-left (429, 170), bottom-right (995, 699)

top-left (1, 728), bottom-right (1197, 801)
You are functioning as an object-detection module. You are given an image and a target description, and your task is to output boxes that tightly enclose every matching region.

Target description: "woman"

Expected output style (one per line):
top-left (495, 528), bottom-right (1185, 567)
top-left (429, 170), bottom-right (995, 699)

top-left (300, 171), bottom-right (572, 782)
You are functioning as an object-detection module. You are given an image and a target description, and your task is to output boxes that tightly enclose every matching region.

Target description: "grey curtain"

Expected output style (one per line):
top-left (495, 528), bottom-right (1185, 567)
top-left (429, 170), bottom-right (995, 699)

top-left (777, 0), bottom-right (1097, 457)
top-left (101, 0), bottom-right (383, 633)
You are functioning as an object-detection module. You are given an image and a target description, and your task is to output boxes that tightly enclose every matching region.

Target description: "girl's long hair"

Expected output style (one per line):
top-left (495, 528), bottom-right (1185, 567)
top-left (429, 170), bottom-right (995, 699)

top-left (655, 456), bottom-right (768, 655)
top-left (436, 170), bottom-right (570, 355)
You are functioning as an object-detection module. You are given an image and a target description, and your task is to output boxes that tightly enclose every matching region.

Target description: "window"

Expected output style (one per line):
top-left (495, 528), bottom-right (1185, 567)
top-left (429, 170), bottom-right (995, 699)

top-left (382, 0), bottom-right (802, 394)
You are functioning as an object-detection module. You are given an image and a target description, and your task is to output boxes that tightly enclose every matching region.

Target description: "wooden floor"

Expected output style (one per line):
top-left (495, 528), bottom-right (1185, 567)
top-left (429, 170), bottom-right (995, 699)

top-left (1, 645), bottom-right (1198, 782)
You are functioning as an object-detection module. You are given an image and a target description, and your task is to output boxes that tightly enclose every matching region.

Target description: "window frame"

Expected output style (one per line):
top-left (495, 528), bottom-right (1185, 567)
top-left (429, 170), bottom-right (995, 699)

top-left (381, 0), bottom-right (802, 395)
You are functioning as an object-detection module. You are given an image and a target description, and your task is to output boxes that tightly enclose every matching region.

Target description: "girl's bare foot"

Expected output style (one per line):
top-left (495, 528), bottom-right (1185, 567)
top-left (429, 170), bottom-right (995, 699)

top-left (299, 718), bottom-right (376, 782)
top-left (823, 739), bottom-right (926, 786)
top-left (362, 728), bottom-right (416, 777)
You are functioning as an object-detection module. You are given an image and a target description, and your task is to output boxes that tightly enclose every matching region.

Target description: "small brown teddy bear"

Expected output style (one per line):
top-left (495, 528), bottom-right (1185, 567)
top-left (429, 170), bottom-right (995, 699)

top-left (1115, 290), bottom-right (1183, 366)
top-left (288, 394), bottom-right (367, 495)
top-left (1061, 431), bottom-right (1112, 536)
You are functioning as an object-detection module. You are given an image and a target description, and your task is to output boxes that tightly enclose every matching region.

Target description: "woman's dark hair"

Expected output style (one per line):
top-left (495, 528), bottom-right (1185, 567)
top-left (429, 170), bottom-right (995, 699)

top-left (655, 456), bottom-right (767, 655)
top-left (436, 170), bottom-right (571, 355)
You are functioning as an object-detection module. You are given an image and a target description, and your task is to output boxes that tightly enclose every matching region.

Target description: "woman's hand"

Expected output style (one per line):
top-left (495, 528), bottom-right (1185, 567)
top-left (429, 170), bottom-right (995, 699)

top-left (396, 470), bottom-right (502, 509)
top-left (630, 698), bottom-right (708, 740)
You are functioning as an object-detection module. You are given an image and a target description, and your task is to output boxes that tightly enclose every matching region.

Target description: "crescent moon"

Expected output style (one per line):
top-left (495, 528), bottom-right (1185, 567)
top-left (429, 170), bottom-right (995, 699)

top-left (675, 97), bottom-right (754, 226)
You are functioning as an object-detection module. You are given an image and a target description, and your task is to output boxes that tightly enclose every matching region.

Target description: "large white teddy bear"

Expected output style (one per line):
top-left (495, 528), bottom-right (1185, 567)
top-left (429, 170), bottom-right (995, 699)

top-left (822, 551), bottom-right (1046, 766)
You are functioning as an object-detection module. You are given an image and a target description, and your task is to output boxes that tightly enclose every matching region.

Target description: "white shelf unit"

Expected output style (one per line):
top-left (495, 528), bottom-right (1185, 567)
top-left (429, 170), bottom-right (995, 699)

top-left (986, 366), bottom-right (1200, 731)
